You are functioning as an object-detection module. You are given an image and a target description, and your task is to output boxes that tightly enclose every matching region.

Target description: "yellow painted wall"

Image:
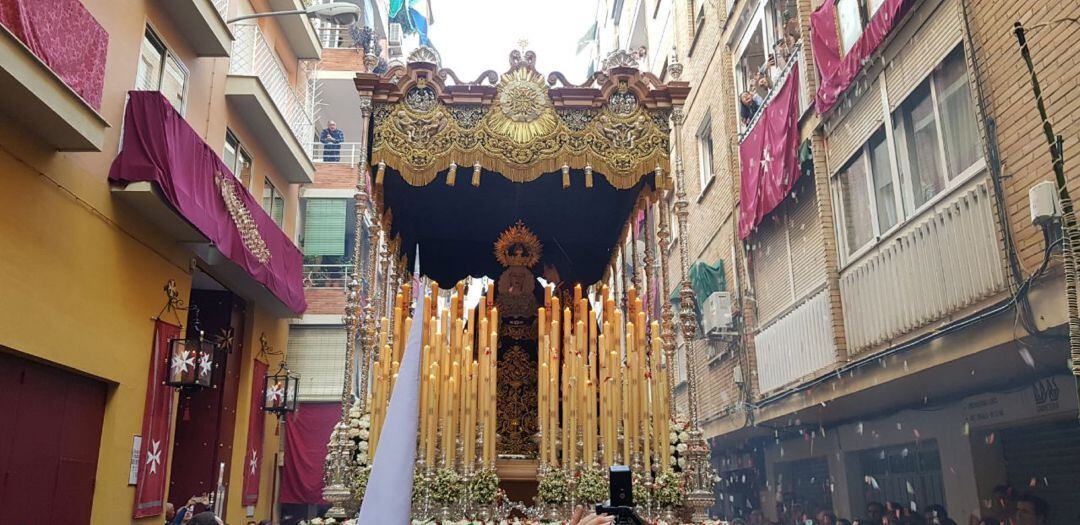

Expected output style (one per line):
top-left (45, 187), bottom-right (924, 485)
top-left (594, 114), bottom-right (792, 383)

top-left (0, 0), bottom-right (314, 522)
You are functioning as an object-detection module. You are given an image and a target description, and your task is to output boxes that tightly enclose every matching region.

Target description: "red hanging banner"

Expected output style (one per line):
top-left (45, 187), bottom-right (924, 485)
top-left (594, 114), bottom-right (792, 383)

top-left (133, 320), bottom-right (181, 518)
top-left (738, 68), bottom-right (803, 239)
top-left (242, 360), bottom-right (269, 505)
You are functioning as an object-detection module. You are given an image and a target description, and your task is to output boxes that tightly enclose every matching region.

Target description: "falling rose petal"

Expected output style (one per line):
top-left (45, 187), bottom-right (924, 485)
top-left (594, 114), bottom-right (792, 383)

top-left (857, 422), bottom-right (864, 435)
top-left (986, 432), bottom-right (996, 445)
top-left (906, 481), bottom-right (915, 494)
top-left (914, 429), bottom-right (921, 440)
top-left (911, 502), bottom-right (918, 512)
top-left (901, 448), bottom-right (910, 458)
top-left (1029, 477), bottom-right (1037, 487)
top-left (1018, 348), bottom-right (1036, 369)
top-left (963, 422), bottom-right (971, 436)
top-left (897, 422), bottom-right (903, 431)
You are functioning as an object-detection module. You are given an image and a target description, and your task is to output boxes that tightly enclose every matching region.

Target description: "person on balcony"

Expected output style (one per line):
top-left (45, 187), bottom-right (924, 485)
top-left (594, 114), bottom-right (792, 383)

top-left (740, 90), bottom-right (764, 125)
top-left (320, 121), bottom-right (344, 162)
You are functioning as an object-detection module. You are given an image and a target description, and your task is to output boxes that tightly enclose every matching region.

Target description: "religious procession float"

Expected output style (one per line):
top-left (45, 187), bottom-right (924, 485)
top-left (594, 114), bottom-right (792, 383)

top-left (317, 45), bottom-right (719, 524)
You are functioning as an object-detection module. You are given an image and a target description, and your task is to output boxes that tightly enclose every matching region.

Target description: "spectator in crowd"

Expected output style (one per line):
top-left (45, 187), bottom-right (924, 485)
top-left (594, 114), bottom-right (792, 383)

top-left (925, 504), bottom-right (958, 525)
top-left (319, 120), bottom-right (344, 162)
top-left (818, 510), bottom-right (838, 525)
top-left (1014, 494), bottom-right (1048, 525)
top-left (751, 509), bottom-right (770, 525)
top-left (740, 91), bottom-right (764, 125)
top-left (867, 502), bottom-right (887, 525)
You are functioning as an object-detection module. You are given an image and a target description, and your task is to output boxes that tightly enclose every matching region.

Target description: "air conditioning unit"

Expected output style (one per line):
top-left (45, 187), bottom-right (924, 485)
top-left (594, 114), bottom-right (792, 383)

top-left (387, 22), bottom-right (403, 58)
top-left (701, 291), bottom-right (734, 337)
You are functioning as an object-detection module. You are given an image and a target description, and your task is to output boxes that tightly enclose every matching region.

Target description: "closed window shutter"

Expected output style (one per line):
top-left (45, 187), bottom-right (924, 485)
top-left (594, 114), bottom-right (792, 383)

top-left (303, 199), bottom-right (347, 256)
top-left (287, 326), bottom-right (347, 401)
top-left (751, 203), bottom-right (794, 324)
top-left (787, 183), bottom-right (826, 298)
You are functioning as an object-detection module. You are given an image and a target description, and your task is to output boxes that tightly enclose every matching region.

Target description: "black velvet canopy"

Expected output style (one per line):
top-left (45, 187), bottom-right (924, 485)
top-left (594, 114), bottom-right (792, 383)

top-left (381, 167), bottom-right (653, 287)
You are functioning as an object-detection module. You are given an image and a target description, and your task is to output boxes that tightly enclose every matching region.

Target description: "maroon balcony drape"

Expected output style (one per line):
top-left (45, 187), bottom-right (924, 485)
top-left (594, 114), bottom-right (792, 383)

top-left (811, 0), bottom-right (915, 114)
top-left (281, 402), bottom-right (340, 504)
top-left (738, 69), bottom-right (802, 239)
top-left (132, 320), bottom-right (181, 519)
top-left (109, 92), bottom-right (307, 315)
top-left (0, 0), bottom-right (107, 110)
top-left (241, 360), bottom-right (269, 506)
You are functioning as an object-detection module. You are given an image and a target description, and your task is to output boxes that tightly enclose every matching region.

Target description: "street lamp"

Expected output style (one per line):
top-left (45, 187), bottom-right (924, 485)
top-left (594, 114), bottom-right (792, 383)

top-left (227, 2), bottom-right (362, 25)
top-left (263, 362), bottom-right (301, 415)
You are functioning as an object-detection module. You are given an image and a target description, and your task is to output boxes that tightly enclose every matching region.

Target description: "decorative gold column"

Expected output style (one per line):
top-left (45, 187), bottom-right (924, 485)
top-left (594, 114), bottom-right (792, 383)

top-left (323, 96), bottom-right (374, 518)
top-left (667, 53), bottom-right (716, 521)
top-left (656, 187), bottom-right (677, 409)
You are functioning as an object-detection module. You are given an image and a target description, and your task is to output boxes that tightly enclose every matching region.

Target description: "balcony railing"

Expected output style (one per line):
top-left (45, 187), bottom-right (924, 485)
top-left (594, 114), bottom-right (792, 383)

top-left (311, 142), bottom-right (363, 164)
top-left (839, 180), bottom-right (1008, 354)
top-left (213, 0), bottom-right (229, 19)
top-left (317, 25), bottom-right (357, 48)
top-left (739, 41), bottom-right (809, 143)
top-left (303, 264), bottom-right (353, 288)
top-left (754, 288), bottom-right (837, 393)
top-left (230, 23), bottom-right (315, 157)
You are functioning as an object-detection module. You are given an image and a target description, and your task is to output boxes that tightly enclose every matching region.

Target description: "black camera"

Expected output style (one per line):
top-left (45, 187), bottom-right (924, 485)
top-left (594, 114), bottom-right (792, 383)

top-left (594, 465), bottom-right (646, 525)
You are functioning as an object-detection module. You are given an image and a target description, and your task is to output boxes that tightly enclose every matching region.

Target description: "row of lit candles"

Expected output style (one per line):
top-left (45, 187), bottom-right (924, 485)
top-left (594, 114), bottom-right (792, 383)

top-left (538, 284), bottom-right (671, 472)
top-left (369, 281), bottom-right (499, 470)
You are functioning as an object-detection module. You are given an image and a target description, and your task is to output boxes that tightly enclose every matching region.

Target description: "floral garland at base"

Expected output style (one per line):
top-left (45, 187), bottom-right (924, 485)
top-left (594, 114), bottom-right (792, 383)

top-left (668, 414), bottom-right (692, 472)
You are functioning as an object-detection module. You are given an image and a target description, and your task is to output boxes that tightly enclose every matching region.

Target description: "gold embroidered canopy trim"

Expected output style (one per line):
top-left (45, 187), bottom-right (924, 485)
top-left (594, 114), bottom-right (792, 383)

top-left (355, 49), bottom-right (690, 190)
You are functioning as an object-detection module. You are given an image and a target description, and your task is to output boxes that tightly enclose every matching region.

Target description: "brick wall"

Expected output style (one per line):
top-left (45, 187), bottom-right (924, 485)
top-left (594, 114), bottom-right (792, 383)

top-left (664, 0), bottom-right (751, 437)
top-left (964, 0), bottom-right (1080, 271)
top-left (304, 287), bottom-right (347, 315)
top-left (320, 48), bottom-right (366, 72)
top-left (312, 163), bottom-right (360, 190)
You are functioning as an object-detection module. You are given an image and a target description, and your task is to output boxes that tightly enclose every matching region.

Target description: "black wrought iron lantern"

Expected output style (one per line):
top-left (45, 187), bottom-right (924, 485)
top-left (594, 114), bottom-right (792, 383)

top-left (166, 305), bottom-right (216, 389)
top-left (263, 362), bottom-right (300, 414)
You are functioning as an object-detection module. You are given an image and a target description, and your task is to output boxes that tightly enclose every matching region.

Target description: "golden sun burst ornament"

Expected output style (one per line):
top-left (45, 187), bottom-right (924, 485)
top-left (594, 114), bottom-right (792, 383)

top-left (494, 221), bottom-right (543, 268)
top-left (488, 67), bottom-right (559, 144)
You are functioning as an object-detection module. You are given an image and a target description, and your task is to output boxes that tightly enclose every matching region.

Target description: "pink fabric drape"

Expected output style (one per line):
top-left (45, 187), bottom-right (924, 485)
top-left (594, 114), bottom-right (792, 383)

top-left (0, 0), bottom-right (107, 110)
top-left (109, 92), bottom-right (307, 315)
top-left (811, 0), bottom-right (915, 114)
top-left (241, 361), bottom-right (269, 506)
top-left (132, 320), bottom-right (181, 519)
top-left (739, 69), bottom-right (803, 239)
top-left (281, 402), bottom-right (341, 505)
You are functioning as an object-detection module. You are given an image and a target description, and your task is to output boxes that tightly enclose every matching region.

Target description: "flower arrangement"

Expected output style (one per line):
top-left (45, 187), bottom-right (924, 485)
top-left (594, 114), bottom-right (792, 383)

top-left (652, 470), bottom-right (684, 509)
top-left (346, 405), bottom-right (372, 468)
top-left (430, 467), bottom-right (464, 506)
top-left (468, 467), bottom-right (501, 505)
top-left (668, 414), bottom-right (692, 472)
top-left (536, 468), bottom-right (570, 504)
top-left (632, 472), bottom-right (652, 507)
top-left (299, 518), bottom-right (355, 525)
top-left (349, 466), bottom-right (372, 503)
top-left (573, 468), bottom-right (608, 504)
top-left (412, 469), bottom-right (430, 504)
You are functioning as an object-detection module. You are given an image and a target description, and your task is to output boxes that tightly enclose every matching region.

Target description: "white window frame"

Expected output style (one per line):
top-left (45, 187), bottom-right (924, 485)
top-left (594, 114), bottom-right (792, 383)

top-left (263, 177), bottom-right (285, 226)
top-left (832, 46), bottom-right (987, 268)
top-left (733, 6), bottom-right (769, 128)
top-left (135, 24), bottom-right (189, 114)
top-left (696, 116), bottom-right (715, 195)
top-left (224, 129), bottom-right (253, 188)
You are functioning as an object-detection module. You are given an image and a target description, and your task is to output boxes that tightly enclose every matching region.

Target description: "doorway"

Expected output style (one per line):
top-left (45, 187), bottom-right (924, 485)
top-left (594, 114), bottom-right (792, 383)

top-left (0, 350), bottom-right (107, 525)
top-left (167, 270), bottom-right (247, 518)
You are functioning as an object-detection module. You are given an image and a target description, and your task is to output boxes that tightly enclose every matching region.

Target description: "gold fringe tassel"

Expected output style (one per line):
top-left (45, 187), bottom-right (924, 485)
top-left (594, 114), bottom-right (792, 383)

top-left (561, 163), bottom-right (570, 189)
top-left (472, 162), bottom-right (482, 187)
top-left (376, 160), bottom-right (386, 185)
top-left (446, 161), bottom-right (457, 186)
top-left (585, 163), bottom-right (594, 188)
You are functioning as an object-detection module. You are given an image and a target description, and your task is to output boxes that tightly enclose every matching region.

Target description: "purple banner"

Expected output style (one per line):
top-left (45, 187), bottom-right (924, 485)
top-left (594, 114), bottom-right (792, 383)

top-left (811, 0), bottom-right (915, 114)
top-left (109, 92), bottom-right (307, 314)
top-left (739, 69), bottom-right (802, 239)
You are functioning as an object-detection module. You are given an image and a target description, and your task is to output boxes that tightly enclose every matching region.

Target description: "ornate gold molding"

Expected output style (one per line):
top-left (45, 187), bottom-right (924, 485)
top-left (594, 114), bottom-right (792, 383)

top-left (359, 50), bottom-right (690, 190)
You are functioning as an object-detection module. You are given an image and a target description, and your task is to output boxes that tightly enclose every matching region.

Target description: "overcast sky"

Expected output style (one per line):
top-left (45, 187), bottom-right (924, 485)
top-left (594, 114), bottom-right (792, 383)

top-left (427, 0), bottom-right (599, 81)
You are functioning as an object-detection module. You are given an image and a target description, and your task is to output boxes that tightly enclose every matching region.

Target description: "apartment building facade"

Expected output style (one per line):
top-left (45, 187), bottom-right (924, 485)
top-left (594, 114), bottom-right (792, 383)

top-left (593, 0), bottom-right (1079, 521)
top-left (0, 0), bottom-right (374, 522)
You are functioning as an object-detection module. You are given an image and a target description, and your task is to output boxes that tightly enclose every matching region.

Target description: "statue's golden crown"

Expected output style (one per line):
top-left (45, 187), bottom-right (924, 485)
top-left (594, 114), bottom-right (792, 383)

top-left (494, 221), bottom-right (543, 268)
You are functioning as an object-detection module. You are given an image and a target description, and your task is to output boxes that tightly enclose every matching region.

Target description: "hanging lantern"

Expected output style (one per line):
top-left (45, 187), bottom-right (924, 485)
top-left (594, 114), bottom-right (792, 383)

top-left (165, 307), bottom-right (215, 389)
top-left (263, 363), bottom-right (300, 415)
